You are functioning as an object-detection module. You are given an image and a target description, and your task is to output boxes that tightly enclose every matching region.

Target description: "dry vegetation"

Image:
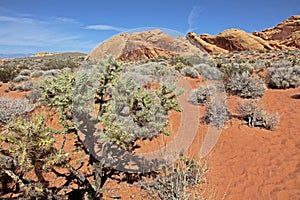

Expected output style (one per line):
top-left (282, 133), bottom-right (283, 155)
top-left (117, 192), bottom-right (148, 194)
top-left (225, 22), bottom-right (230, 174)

top-left (0, 49), bottom-right (299, 199)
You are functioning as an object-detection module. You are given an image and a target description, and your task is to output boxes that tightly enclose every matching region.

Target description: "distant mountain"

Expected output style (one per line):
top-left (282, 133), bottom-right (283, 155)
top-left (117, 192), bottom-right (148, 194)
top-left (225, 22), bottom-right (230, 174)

top-left (0, 53), bottom-right (34, 58)
top-left (187, 15), bottom-right (300, 53)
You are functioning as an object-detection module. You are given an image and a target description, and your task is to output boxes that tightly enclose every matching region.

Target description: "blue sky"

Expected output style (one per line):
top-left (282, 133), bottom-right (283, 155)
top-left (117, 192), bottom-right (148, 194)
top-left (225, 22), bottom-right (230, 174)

top-left (0, 0), bottom-right (299, 54)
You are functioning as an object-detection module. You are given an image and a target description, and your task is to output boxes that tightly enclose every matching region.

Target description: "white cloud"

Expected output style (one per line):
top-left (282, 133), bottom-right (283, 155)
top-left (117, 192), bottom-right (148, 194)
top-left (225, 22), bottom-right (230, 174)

top-left (0, 15), bottom-right (44, 24)
top-left (85, 24), bottom-right (126, 32)
top-left (187, 6), bottom-right (201, 33)
top-left (52, 17), bottom-right (79, 24)
top-left (0, 14), bottom-right (96, 54)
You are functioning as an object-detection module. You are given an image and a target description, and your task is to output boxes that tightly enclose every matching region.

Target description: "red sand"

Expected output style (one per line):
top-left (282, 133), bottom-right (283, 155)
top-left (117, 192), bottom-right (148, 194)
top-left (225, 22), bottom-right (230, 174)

top-left (1, 80), bottom-right (299, 199)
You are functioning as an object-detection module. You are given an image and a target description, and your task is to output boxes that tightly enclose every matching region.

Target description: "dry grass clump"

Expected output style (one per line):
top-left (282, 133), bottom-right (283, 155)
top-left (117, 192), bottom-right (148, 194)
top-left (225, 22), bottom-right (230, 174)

top-left (236, 100), bottom-right (280, 130)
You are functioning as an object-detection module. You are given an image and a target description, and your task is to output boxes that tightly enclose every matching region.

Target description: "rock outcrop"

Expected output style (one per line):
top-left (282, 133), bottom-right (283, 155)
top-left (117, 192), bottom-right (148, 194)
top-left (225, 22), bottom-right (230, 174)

top-left (186, 32), bottom-right (228, 53)
top-left (32, 52), bottom-right (55, 57)
top-left (87, 29), bottom-right (205, 61)
top-left (187, 15), bottom-right (300, 53)
top-left (88, 16), bottom-right (300, 59)
top-left (253, 15), bottom-right (300, 49)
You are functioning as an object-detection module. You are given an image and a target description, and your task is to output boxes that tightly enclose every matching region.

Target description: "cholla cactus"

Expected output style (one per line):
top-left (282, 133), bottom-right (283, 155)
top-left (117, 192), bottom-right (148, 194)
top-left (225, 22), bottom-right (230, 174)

top-left (100, 74), bottom-right (181, 149)
top-left (0, 116), bottom-right (68, 186)
top-left (39, 69), bottom-right (75, 131)
top-left (96, 57), bottom-right (122, 117)
top-left (96, 60), bottom-right (183, 149)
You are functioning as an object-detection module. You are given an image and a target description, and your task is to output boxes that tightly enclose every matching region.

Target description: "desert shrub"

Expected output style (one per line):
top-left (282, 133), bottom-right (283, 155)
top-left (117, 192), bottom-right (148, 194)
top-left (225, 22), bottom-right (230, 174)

top-left (180, 66), bottom-right (199, 78)
top-left (131, 61), bottom-right (177, 83)
top-left (26, 85), bottom-right (42, 103)
top-left (39, 69), bottom-right (75, 131)
top-left (0, 97), bottom-right (33, 124)
top-left (271, 60), bottom-right (292, 68)
top-left (0, 116), bottom-right (68, 198)
top-left (140, 157), bottom-right (206, 200)
top-left (202, 96), bottom-right (229, 128)
top-left (266, 66), bottom-right (300, 89)
top-left (169, 56), bottom-right (192, 68)
top-left (43, 69), bottom-right (60, 77)
top-left (226, 72), bottom-right (266, 98)
top-left (6, 83), bottom-right (17, 92)
top-left (15, 81), bottom-right (35, 91)
top-left (236, 100), bottom-right (280, 130)
top-left (13, 75), bottom-right (29, 83)
top-left (0, 66), bottom-right (20, 83)
top-left (31, 70), bottom-right (44, 78)
top-left (44, 59), bottom-right (79, 70)
top-left (19, 69), bottom-right (31, 76)
top-left (194, 64), bottom-right (222, 80)
top-left (189, 85), bottom-right (217, 105)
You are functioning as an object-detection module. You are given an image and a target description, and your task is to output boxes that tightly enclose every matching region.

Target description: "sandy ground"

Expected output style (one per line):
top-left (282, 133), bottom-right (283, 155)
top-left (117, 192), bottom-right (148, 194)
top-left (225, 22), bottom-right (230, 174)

top-left (199, 87), bottom-right (300, 199)
top-left (0, 80), bottom-right (299, 199)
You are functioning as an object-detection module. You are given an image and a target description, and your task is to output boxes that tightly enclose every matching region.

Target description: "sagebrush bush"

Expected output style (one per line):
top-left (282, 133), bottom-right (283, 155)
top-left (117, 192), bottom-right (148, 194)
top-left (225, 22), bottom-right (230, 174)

top-left (189, 85), bottom-right (216, 105)
top-left (0, 66), bottom-right (20, 83)
top-left (43, 69), bottom-right (60, 77)
top-left (202, 96), bottom-right (229, 128)
top-left (271, 60), bottom-right (292, 68)
top-left (194, 64), bottom-right (222, 80)
top-left (140, 157), bottom-right (205, 200)
top-left (0, 97), bottom-right (33, 124)
top-left (19, 69), bottom-right (31, 76)
top-left (236, 100), bottom-right (280, 130)
top-left (31, 70), bottom-right (44, 78)
top-left (15, 81), bottom-right (35, 91)
top-left (266, 66), bottom-right (300, 89)
top-left (220, 63), bottom-right (254, 83)
top-left (13, 75), bottom-right (29, 83)
top-left (226, 72), bottom-right (266, 98)
top-left (26, 85), bottom-right (42, 103)
top-left (43, 59), bottom-right (79, 70)
top-left (180, 66), bottom-right (199, 78)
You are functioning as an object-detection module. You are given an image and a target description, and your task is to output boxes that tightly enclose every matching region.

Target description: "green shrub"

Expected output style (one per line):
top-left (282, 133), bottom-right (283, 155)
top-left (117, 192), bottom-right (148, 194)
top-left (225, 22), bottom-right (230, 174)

top-left (39, 69), bottom-right (75, 131)
top-left (100, 75), bottom-right (182, 149)
top-left (74, 58), bottom-right (183, 149)
top-left (0, 116), bottom-right (68, 198)
top-left (0, 66), bottom-right (20, 83)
